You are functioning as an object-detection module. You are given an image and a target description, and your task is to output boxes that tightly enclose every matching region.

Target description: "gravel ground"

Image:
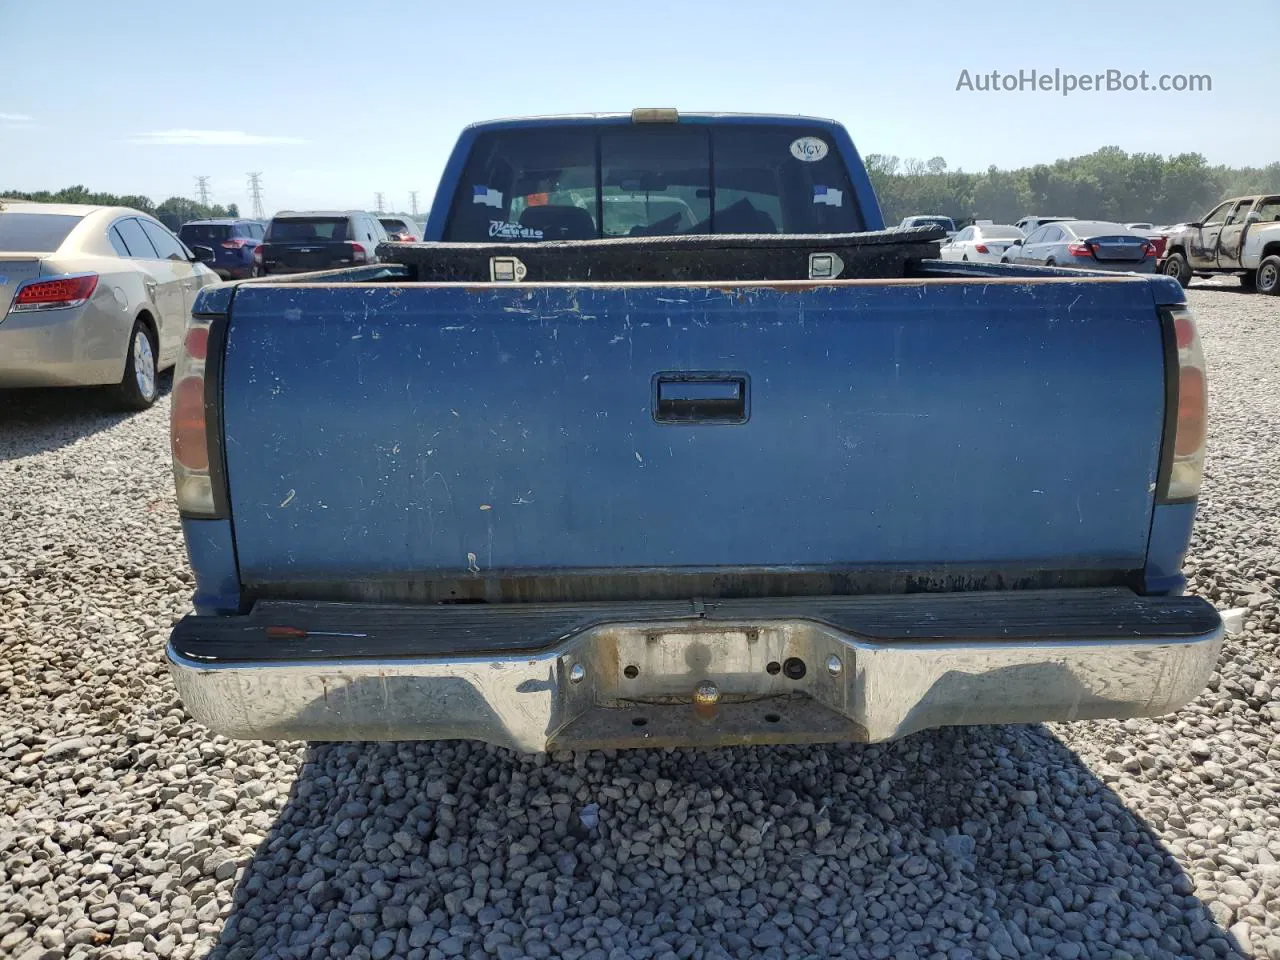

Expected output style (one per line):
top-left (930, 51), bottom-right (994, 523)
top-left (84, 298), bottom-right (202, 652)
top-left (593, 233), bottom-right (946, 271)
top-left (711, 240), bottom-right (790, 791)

top-left (1, 283), bottom-right (1278, 960)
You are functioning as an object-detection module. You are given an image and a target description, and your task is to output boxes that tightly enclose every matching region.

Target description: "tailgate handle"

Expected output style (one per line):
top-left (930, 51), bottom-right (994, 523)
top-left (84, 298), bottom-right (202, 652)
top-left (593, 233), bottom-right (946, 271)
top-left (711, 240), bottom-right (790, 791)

top-left (653, 373), bottom-right (749, 424)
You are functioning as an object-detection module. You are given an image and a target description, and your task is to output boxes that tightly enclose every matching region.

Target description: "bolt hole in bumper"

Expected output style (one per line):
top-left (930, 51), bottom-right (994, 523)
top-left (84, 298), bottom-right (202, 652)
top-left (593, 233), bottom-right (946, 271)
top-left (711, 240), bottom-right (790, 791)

top-left (167, 589), bottom-right (1228, 752)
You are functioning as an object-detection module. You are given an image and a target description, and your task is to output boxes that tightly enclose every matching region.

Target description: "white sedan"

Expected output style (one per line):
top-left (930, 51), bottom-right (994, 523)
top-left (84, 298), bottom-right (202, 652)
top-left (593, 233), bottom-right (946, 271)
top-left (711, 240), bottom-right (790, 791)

top-left (939, 224), bottom-right (1025, 263)
top-left (0, 202), bottom-right (219, 408)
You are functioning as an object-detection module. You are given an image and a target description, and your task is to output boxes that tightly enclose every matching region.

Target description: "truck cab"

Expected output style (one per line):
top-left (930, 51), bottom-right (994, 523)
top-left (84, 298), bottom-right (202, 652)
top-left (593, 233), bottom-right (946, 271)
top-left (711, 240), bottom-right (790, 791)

top-left (1162, 195), bottom-right (1280, 294)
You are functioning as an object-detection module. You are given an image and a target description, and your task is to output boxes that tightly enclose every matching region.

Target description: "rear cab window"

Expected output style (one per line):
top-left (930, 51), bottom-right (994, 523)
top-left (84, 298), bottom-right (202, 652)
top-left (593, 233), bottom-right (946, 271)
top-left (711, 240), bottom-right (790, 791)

top-left (0, 212), bottom-right (84, 252)
top-left (444, 124), bottom-right (863, 242)
top-left (266, 217), bottom-right (350, 242)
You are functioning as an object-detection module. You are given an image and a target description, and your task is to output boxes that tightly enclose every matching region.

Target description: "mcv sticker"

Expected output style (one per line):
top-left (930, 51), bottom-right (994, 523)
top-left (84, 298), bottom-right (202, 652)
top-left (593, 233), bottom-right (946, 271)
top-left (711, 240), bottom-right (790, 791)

top-left (790, 137), bottom-right (828, 162)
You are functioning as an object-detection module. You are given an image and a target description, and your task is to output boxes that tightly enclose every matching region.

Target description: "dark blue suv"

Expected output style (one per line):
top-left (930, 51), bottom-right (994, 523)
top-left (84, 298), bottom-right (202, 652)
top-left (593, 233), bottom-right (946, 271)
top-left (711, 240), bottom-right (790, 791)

top-left (179, 219), bottom-right (265, 279)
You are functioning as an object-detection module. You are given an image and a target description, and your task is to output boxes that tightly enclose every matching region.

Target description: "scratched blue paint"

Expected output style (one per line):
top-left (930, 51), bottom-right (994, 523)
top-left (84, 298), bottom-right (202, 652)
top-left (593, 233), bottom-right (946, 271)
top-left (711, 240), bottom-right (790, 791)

top-left (181, 518), bottom-right (241, 613)
top-left (219, 277), bottom-right (1171, 583)
top-left (423, 113), bottom-right (884, 240)
top-left (917, 260), bottom-right (1189, 308)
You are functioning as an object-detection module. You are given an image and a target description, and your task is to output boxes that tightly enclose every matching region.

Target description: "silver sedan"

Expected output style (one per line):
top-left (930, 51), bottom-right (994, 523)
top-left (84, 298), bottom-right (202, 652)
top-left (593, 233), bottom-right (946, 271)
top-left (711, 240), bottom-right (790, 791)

top-left (0, 202), bottom-right (219, 408)
top-left (1003, 220), bottom-right (1158, 273)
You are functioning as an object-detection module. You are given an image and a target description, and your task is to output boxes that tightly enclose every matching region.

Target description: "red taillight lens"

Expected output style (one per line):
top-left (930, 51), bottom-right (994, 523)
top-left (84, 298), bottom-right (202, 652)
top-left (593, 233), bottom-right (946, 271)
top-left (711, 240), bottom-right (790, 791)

top-left (1152, 237), bottom-right (1167, 259)
top-left (171, 376), bottom-right (209, 471)
top-left (1176, 366), bottom-right (1207, 457)
top-left (974, 244), bottom-right (988, 254)
top-left (11, 274), bottom-right (98, 310)
top-left (351, 242), bottom-right (368, 263)
top-left (184, 326), bottom-right (209, 360)
top-left (1066, 242), bottom-right (1092, 257)
top-left (221, 238), bottom-right (249, 249)
top-left (1142, 241), bottom-right (1157, 259)
top-left (253, 245), bottom-right (264, 262)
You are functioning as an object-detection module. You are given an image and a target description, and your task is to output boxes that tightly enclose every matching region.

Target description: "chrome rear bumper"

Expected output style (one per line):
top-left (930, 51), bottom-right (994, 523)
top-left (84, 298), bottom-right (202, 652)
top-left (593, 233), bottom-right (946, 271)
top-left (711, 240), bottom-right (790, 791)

top-left (167, 590), bottom-right (1224, 752)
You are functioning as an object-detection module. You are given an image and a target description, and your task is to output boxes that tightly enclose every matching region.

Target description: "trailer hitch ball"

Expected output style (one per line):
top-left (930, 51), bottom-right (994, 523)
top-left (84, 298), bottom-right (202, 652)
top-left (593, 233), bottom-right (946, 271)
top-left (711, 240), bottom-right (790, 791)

top-left (693, 680), bottom-right (721, 722)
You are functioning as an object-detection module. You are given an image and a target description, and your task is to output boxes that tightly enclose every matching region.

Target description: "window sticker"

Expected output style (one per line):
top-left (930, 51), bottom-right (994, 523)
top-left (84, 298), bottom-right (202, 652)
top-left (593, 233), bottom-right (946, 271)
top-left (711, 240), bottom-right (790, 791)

top-left (813, 185), bottom-right (843, 207)
top-left (472, 185), bottom-right (503, 207)
top-left (489, 220), bottom-right (544, 240)
top-left (790, 137), bottom-right (829, 162)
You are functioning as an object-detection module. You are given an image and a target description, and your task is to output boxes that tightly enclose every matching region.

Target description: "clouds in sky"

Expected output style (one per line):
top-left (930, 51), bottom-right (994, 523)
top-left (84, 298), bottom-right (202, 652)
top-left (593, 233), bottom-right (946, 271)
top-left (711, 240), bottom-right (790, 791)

top-left (0, 113), bottom-right (33, 124)
top-left (128, 129), bottom-right (306, 146)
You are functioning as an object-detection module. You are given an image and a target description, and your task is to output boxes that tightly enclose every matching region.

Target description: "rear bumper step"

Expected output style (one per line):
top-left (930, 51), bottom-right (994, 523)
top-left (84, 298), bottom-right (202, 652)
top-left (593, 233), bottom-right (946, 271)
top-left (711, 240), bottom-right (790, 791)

top-left (167, 589), bottom-right (1223, 751)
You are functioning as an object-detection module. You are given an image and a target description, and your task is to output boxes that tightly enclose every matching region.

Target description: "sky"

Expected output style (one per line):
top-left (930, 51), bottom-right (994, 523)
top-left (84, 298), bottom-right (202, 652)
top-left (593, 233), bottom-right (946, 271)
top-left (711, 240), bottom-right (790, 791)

top-left (1, 0), bottom-right (1276, 218)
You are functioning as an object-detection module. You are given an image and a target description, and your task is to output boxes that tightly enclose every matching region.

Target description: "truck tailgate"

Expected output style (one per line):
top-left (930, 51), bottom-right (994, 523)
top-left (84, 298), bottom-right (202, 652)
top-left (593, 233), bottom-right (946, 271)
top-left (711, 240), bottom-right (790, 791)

top-left (219, 278), bottom-right (1168, 594)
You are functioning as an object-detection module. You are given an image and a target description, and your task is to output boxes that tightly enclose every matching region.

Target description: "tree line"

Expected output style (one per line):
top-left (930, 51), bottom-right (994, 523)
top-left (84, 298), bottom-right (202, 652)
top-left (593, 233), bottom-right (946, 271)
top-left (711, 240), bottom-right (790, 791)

top-left (9, 149), bottom-right (1280, 233)
top-left (865, 147), bottom-right (1280, 226)
top-left (1, 185), bottom-right (239, 231)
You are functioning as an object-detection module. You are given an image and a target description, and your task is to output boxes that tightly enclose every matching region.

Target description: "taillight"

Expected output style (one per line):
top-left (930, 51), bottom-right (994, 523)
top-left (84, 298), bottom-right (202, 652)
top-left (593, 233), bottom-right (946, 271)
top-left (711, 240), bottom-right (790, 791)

top-left (171, 314), bottom-right (219, 516)
top-left (10, 274), bottom-right (98, 312)
top-left (253, 245), bottom-right (264, 262)
top-left (974, 243), bottom-right (988, 254)
top-left (1162, 307), bottom-right (1207, 501)
top-left (1066, 242), bottom-right (1092, 257)
top-left (1152, 237), bottom-right (1167, 259)
top-left (1142, 241), bottom-right (1157, 259)
top-left (351, 242), bottom-right (368, 263)
top-left (404, 235), bottom-right (417, 243)
top-left (221, 238), bottom-right (249, 249)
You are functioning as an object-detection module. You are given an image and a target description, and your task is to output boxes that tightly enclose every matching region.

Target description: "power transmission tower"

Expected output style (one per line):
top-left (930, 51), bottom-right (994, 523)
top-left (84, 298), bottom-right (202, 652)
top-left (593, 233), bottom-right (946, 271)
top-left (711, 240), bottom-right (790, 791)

top-left (247, 172), bottom-right (265, 220)
top-left (409, 191), bottom-right (420, 217)
top-left (374, 192), bottom-right (386, 214)
top-left (195, 176), bottom-right (211, 207)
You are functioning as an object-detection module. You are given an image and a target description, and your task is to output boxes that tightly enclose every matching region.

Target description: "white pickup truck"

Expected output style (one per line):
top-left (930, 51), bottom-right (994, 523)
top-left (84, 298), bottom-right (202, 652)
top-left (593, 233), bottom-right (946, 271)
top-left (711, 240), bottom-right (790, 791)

top-left (1161, 194), bottom-right (1280, 295)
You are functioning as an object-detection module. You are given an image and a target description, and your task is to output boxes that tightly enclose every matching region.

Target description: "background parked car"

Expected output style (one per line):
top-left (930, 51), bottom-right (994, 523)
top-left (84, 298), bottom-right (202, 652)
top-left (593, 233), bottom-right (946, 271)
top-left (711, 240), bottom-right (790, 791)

top-left (378, 216), bottom-right (420, 242)
top-left (1124, 224), bottom-right (1169, 262)
top-left (1014, 215), bottom-right (1075, 233)
top-left (0, 202), bottom-right (218, 408)
top-left (1003, 220), bottom-right (1157, 272)
top-left (179, 218), bottom-right (265, 279)
top-left (255, 211), bottom-right (389, 275)
top-left (938, 223), bottom-right (1024, 263)
top-left (898, 214), bottom-right (956, 237)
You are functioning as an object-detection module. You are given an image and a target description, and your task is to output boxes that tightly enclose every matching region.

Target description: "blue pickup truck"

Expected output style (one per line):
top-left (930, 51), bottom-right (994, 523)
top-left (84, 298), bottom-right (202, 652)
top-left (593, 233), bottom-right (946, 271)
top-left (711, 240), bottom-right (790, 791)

top-left (166, 109), bottom-right (1221, 752)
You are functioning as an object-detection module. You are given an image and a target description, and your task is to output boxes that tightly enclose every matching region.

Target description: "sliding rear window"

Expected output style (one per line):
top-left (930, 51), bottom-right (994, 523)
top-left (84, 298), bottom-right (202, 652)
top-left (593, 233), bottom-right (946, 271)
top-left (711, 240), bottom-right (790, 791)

top-left (444, 125), bottom-right (862, 242)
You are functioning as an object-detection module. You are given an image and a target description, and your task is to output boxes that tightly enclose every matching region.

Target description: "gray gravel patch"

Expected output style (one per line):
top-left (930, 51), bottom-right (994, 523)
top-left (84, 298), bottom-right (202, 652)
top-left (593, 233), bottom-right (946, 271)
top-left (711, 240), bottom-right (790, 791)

top-left (1, 287), bottom-right (1278, 960)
